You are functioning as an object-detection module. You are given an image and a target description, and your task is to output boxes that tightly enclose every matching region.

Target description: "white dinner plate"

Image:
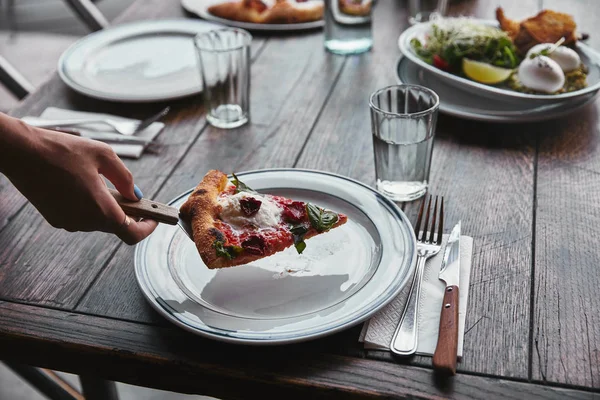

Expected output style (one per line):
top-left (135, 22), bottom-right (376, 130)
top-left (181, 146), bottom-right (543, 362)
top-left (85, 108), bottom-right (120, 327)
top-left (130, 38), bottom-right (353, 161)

top-left (182, 0), bottom-right (324, 32)
top-left (396, 56), bottom-right (598, 123)
top-left (135, 169), bottom-right (416, 345)
top-left (398, 18), bottom-right (600, 103)
top-left (58, 19), bottom-right (221, 102)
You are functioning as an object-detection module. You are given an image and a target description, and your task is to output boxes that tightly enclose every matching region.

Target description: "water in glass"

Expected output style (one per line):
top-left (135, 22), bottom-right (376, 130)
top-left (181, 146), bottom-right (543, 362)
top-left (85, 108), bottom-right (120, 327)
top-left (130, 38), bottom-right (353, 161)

top-left (370, 85), bottom-right (439, 202)
top-left (195, 29), bottom-right (252, 129)
top-left (324, 0), bottom-right (373, 55)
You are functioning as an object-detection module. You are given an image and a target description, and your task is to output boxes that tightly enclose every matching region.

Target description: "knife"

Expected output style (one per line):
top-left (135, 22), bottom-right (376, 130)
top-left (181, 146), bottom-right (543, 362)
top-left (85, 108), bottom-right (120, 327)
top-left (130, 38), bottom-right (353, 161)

top-left (432, 221), bottom-right (461, 375)
top-left (107, 189), bottom-right (193, 240)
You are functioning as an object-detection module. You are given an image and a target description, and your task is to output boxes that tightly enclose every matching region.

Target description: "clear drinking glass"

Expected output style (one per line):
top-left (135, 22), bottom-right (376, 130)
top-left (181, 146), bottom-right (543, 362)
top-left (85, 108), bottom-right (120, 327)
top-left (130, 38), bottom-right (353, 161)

top-left (408, 0), bottom-right (448, 25)
top-left (369, 85), bottom-right (439, 202)
top-left (194, 29), bottom-right (252, 129)
top-left (324, 0), bottom-right (373, 55)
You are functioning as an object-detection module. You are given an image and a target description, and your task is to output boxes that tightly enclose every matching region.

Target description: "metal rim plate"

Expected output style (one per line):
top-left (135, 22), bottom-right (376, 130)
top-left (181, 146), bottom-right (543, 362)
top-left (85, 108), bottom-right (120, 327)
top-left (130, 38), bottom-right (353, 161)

top-left (134, 168), bottom-right (416, 345)
top-left (58, 19), bottom-right (221, 102)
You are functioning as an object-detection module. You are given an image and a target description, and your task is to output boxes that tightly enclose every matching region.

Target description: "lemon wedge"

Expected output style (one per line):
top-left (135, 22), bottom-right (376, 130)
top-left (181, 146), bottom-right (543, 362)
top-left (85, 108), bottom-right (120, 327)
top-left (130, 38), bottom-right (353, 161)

top-left (462, 59), bottom-right (513, 84)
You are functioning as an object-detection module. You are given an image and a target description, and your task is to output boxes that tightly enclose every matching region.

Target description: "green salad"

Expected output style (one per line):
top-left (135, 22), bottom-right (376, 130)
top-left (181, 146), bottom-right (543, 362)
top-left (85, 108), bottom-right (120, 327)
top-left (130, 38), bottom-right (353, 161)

top-left (410, 18), bottom-right (520, 72)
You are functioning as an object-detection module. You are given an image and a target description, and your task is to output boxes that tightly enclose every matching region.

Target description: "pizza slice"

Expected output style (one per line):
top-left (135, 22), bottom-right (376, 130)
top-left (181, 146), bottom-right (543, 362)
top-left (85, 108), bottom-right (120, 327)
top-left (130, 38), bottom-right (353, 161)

top-left (179, 170), bottom-right (348, 269)
top-left (338, 0), bottom-right (372, 17)
top-left (207, 0), bottom-right (324, 24)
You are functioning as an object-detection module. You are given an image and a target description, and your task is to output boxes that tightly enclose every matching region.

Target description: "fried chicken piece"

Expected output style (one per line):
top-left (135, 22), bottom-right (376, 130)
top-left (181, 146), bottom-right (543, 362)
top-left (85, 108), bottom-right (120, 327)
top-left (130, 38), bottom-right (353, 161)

top-left (496, 7), bottom-right (577, 55)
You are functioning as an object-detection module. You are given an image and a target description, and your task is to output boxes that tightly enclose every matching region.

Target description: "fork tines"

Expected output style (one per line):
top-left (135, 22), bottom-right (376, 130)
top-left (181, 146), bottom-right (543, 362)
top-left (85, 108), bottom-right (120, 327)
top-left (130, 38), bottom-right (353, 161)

top-left (414, 194), bottom-right (444, 244)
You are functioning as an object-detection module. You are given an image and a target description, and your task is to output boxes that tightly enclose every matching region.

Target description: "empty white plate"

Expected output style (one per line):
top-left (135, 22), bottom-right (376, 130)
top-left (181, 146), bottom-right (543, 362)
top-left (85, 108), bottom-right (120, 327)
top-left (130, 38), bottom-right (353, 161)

top-left (58, 19), bottom-right (221, 102)
top-left (135, 169), bottom-right (416, 345)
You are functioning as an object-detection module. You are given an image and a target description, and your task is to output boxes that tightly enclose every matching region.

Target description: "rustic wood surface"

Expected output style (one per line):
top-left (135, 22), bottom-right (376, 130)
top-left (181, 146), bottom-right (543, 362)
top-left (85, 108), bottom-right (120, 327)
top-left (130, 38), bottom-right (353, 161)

top-left (1, 0), bottom-right (600, 398)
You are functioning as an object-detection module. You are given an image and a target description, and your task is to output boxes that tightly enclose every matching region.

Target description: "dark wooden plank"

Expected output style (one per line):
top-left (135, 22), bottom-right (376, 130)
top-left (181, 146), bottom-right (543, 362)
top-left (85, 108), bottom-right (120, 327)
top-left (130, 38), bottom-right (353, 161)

top-left (294, 0), bottom-right (540, 380)
top-left (0, 0), bottom-right (266, 308)
top-left (76, 30), bottom-right (346, 320)
top-left (530, 0), bottom-right (600, 389)
top-left (0, 301), bottom-right (596, 400)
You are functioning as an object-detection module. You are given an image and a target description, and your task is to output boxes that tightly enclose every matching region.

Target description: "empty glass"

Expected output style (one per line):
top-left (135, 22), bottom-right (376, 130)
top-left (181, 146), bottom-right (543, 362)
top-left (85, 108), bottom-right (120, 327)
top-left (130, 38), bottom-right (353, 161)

top-left (194, 29), bottom-right (252, 129)
top-left (324, 0), bottom-right (373, 55)
top-left (409, 0), bottom-right (448, 25)
top-left (369, 85), bottom-right (439, 202)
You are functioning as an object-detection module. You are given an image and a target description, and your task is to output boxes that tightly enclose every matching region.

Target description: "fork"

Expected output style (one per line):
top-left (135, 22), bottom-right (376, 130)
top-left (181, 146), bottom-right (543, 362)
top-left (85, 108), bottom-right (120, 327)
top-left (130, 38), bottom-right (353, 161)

top-left (24, 106), bottom-right (170, 136)
top-left (390, 195), bottom-right (444, 356)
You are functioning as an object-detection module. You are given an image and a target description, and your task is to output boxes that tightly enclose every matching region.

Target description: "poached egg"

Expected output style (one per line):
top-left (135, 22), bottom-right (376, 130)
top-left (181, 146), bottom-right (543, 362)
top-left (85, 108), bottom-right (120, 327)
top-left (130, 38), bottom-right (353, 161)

top-left (517, 55), bottom-right (565, 93)
top-left (526, 44), bottom-right (581, 72)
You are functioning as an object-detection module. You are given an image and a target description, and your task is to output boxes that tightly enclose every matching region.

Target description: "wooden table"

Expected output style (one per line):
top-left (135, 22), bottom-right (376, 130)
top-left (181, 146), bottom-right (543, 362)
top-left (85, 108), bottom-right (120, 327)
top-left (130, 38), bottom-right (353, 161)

top-left (1, 0), bottom-right (599, 398)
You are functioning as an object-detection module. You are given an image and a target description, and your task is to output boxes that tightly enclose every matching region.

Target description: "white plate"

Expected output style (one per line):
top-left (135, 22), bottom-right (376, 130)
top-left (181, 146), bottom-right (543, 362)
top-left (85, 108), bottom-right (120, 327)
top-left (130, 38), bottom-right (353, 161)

top-left (135, 169), bottom-right (416, 345)
top-left (182, 0), bottom-right (324, 32)
top-left (396, 56), bottom-right (598, 123)
top-left (58, 19), bottom-right (221, 102)
top-left (398, 18), bottom-right (600, 103)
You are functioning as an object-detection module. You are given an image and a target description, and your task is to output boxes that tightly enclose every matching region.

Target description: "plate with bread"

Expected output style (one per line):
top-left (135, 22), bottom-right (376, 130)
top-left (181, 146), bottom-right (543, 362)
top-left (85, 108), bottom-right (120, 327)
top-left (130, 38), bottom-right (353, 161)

top-left (135, 169), bottom-right (416, 344)
top-left (182, 0), bottom-right (325, 31)
top-left (398, 8), bottom-right (600, 103)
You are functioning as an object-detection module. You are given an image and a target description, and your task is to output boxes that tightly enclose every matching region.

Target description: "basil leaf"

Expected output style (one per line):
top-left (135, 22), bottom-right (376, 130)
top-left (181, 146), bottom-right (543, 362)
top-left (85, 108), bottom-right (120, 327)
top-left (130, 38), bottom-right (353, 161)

top-left (306, 203), bottom-right (339, 232)
top-left (213, 240), bottom-right (242, 259)
top-left (290, 224), bottom-right (309, 254)
top-left (231, 173), bottom-right (257, 194)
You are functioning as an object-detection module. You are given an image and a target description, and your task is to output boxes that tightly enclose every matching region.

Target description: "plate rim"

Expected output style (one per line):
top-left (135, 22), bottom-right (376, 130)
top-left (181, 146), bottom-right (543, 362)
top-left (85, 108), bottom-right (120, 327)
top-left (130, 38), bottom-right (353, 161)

top-left (58, 19), bottom-right (220, 102)
top-left (395, 56), bottom-right (599, 123)
top-left (181, 0), bottom-right (324, 32)
top-left (397, 18), bottom-right (600, 103)
top-left (134, 168), bottom-right (417, 345)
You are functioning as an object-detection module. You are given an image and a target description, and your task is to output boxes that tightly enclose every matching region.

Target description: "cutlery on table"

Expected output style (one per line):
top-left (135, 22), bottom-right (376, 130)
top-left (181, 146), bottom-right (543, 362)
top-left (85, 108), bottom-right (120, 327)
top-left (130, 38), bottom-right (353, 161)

top-left (53, 128), bottom-right (153, 145)
top-left (23, 106), bottom-right (170, 136)
top-left (108, 189), bottom-right (193, 240)
top-left (432, 221), bottom-right (461, 375)
top-left (391, 195), bottom-right (444, 356)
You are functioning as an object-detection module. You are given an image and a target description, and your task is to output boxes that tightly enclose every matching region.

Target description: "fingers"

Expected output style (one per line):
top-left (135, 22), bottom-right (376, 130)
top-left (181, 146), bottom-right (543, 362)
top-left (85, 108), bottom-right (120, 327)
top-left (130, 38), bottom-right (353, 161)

top-left (115, 216), bottom-right (159, 245)
top-left (96, 144), bottom-right (139, 201)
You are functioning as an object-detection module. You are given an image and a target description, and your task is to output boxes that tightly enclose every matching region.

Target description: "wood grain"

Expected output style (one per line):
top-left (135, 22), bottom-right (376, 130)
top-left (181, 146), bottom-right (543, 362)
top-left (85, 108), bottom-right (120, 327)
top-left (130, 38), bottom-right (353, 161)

top-left (295, 0), bottom-right (537, 379)
top-left (0, 301), bottom-right (597, 400)
top-left (0, 0), bottom-right (267, 308)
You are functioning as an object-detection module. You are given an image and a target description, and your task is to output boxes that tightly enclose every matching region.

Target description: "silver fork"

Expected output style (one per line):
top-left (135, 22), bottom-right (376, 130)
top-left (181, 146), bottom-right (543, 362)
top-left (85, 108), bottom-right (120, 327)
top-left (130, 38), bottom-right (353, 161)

top-left (391, 195), bottom-right (444, 356)
top-left (23, 106), bottom-right (170, 136)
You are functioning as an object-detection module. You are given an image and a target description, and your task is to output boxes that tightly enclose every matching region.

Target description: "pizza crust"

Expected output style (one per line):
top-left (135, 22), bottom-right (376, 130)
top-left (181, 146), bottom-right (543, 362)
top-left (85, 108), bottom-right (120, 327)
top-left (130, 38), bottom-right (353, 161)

top-left (208, 0), bottom-right (323, 24)
top-left (180, 170), bottom-right (231, 269)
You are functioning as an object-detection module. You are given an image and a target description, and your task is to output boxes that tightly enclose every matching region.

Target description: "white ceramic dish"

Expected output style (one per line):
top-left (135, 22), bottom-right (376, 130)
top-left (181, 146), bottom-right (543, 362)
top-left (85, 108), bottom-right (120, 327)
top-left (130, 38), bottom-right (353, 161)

top-left (398, 18), bottom-right (600, 103)
top-left (135, 169), bottom-right (416, 345)
top-left (181, 0), bottom-right (324, 32)
top-left (396, 56), bottom-right (598, 123)
top-left (58, 19), bottom-right (221, 102)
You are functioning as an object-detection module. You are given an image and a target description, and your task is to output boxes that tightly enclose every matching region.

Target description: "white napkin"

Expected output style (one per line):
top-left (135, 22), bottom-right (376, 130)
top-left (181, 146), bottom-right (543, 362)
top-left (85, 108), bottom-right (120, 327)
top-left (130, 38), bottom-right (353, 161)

top-left (29, 107), bottom-right (165, 159)
top-left (359, 235), bottom-right (474, 357)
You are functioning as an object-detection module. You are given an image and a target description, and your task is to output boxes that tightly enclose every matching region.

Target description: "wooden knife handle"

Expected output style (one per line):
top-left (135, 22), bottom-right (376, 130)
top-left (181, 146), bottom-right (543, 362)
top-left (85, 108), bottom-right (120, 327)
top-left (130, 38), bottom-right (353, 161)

top-left (108, 189), bottom-right (179, 225)
top-left (432, 285), bottom-right (459, 375)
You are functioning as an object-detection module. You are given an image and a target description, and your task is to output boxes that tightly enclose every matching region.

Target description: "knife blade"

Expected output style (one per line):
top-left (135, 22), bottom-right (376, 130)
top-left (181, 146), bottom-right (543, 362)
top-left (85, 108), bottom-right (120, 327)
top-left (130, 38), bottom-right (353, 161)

top-left (432, 221), bottom-right (461, 375)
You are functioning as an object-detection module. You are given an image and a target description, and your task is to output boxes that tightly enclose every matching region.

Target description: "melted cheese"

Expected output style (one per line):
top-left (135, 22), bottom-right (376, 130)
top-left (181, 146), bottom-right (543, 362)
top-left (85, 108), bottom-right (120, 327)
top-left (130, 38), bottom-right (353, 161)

top-left (218, 192), bottom-right (282, 230)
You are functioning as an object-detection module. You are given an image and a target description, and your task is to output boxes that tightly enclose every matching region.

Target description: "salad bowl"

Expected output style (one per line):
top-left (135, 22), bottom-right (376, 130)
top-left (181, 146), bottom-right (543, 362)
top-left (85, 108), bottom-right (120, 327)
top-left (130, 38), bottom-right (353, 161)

top-left (398, 18), bottom-right (600, 103)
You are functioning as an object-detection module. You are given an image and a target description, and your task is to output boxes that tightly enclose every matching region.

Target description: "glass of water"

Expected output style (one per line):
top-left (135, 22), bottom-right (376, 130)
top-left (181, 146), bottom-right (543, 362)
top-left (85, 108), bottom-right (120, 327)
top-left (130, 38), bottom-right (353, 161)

top-left (409, 0), bottom-right (448, 25)
top-left (194, 28), bottom-right (252, 129)
top-left (369, 85), bottom-right (439, 202)
top-left (324, 0), bottom-right (373, 55)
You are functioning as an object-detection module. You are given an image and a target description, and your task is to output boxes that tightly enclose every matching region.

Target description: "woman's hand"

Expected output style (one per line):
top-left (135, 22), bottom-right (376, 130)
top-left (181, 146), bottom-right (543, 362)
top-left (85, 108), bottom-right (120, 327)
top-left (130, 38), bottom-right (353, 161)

top-left (0, 114), bottom-right (157, 244)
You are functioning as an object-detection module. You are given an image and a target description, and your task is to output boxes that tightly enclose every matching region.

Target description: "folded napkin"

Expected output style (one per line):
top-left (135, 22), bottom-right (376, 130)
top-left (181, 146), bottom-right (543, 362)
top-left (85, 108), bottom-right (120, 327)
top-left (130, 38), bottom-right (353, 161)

top-left (359, 234), bottom-right (474, 357)
top-left (28, 107), bottom-right (165, 159)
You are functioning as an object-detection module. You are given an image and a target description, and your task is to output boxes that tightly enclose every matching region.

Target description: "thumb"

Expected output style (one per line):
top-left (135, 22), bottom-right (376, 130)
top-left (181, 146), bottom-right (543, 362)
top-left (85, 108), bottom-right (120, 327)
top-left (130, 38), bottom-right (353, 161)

top-left (97, 146), bottom-right (141, 201)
